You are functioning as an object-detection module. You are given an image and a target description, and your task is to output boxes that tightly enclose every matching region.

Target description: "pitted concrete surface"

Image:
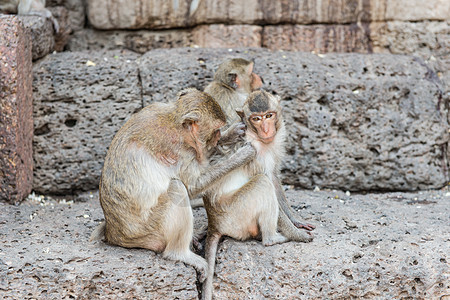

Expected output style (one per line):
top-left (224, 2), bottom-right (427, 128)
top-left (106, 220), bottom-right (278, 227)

top-left (1, 188), bottom-right (449, 299)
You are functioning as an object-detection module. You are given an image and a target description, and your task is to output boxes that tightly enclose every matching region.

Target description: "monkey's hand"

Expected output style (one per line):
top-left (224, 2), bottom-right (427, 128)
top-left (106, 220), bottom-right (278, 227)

top-left (219, 122), bottom-right (246, 146)
top-left (233, 142), bottom-right (256, 163)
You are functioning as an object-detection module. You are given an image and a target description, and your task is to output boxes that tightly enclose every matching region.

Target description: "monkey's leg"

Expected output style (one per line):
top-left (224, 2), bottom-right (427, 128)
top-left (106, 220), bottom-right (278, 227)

top-left (278, 207), bottom-right (313, 243)
top-left (273, 176), bottom-right (316, 231)
top-left (222, 174), bottom-right (288, 246)
top-left (162, 179), bottom-right (208, 282)
top-left (201, 231), bottom-right (222, 300)
top-left (254, 175), bottom-right (289, 246)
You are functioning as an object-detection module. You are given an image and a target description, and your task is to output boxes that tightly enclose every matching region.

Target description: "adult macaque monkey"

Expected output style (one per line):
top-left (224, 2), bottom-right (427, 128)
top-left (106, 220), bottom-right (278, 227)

top-left (203, 58), bottom-right (315, 232)
top-left (201, 90), bottom-right (313, 300)
top-left (0, 0), bottom-right (59, 32)
top-left (90, 89), bottom-right (256, 282)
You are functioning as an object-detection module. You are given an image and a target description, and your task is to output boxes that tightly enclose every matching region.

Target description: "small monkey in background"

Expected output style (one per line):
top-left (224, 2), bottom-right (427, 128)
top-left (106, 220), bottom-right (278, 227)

top-left (205, 58), bottom-right (264, 125)
top-left (90, 89), bottom-right (256, 281)
top-left (204, 58), bottom-right (263, 147)
top-left (189, 58), bottom-right (264, 209)
top-left (201, 90), bottom-right (313, 300)
top-left (0, 0), bottom-right (59, 32)
top-left (203, 58), bottom-right (315, 232)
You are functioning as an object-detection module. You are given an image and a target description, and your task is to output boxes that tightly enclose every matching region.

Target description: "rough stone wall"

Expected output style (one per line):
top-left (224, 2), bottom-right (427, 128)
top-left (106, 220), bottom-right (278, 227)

top-left (67, 0), bottom-right (449, 97)
top-left (32, 51), bottom-right (141, 194)
top-left (65, 0), bottom-right (449, 61)
top-left (0, 16), bottom-right (33, 203)
top-left (0, 4), bottom-right (71, 61)
top-left (32, 48), bottom-right (448, 194)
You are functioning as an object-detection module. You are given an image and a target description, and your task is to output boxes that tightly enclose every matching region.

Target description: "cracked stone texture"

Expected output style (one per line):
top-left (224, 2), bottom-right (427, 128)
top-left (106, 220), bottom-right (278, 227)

top-left (32, 50), bottom-right (141, 194)
top-left (32, 48), bottom-right (448, 194)
top-left (86, 0), bottom-right (449, 30)
top-left (67, 28), bottom-right (193, 54)
top-left (0, 191), bottom-right (199, 299)
top-left (0, 15), bottom-right (33, 204)
top-left (0, 188), bottom-right (448, 298)
top-left (262, 24), bottom-right (371, 53)
top-left (18, 15), bottom-right (54, 61)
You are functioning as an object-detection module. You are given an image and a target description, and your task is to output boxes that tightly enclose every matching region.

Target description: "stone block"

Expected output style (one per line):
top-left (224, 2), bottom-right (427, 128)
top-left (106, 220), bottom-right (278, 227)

top-left (370, 21), bottom-right (450, 58)
top-left (67, 28), bottom-right (193, 53)
top-left (18, 15), bottom-right (55, 61)
top-left (86, 0), bottom-right (449, 30)
top-left (263, 24), bottom-right (371, 53)
top-left (192, 25), bottom-right (262, 48)
top-left (32, 50), bottom-right (141, 194)
top-left (0, 15), bottom-right (33, 203)
top-left (381, 0), bottom-right (450, 22)
top-left (87, 0), bottom-right (192, 30)
top-left (87, 0), bottom-right (371, 30)
top-left (192, 0), bottom-right (368, 25)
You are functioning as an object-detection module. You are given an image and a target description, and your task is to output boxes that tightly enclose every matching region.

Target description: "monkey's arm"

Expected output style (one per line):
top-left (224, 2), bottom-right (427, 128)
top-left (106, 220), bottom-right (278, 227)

top-left (189, 144), bottom-right (256, 198)
top-left (273, 175), bottom-right (316, 231)
top-left (218, 121), bottom-right (246, 146)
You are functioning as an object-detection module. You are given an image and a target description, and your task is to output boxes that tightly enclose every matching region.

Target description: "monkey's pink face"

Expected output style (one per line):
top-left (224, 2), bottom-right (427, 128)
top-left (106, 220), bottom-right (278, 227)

top-left (249, 111), bottom-right (277, 144)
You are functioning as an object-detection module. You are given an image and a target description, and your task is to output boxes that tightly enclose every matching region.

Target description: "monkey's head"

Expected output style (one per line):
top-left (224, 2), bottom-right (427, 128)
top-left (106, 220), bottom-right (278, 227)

top-left (214, 58), bottom-right (263, 94)
top-left (176, 88), bottom-right (226, 162)
top-left (237, 90), bottom-right (282, 144)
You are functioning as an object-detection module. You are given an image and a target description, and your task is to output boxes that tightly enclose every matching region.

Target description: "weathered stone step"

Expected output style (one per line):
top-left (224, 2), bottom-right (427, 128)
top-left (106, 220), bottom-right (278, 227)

top-left (1, 188), bottom-right (448, 298)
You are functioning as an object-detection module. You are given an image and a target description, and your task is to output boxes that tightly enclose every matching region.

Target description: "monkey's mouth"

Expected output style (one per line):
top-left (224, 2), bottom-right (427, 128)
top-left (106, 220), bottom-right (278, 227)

top-left (259, 135), bottom-right (275, 144)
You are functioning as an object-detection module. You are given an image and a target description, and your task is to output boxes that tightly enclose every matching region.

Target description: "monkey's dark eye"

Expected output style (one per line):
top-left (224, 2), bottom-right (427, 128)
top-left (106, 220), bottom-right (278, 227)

top-left (265, 113), bottom-right (273, 119)
top-left (251, 116), bottom-right (262, 122)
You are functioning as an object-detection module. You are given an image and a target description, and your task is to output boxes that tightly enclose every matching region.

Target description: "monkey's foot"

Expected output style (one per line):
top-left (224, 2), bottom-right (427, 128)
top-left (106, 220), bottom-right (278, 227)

top-left (293, 221), bottom-right (316, 231)
top-left (262, 234), bottom-right (289, 246)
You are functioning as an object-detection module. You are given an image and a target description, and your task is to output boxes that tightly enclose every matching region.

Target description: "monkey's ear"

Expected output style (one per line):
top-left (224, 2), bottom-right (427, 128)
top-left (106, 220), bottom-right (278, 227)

top-left (236, 110), bottom-right (245, 121)
top-left (227, 73), bottom-right (239, 89)
top-left (245, 62), bottom-right (254, 75)
top-left (182, 112), bottom-right (200, 129)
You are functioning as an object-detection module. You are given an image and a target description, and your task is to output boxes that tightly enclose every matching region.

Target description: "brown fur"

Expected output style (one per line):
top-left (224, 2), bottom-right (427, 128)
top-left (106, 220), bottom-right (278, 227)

top-left (91, 88), bottom-right (256, 282)
top-left (203, 58), bottom-right (315, 231)
top-left (201, 90), bottom-right (313, 300)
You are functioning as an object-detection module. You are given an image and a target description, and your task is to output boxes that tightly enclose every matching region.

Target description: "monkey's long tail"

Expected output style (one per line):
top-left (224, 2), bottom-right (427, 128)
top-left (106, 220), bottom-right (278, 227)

top-left (201, 231), bottom-right (222, 300)
top-left (89, 221), bottom-right (106, 242)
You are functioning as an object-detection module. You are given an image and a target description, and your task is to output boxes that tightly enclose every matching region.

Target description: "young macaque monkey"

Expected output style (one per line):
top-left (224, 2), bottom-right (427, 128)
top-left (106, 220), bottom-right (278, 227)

top-left (90, 88), bottom-right (256, 282)
top-left (0, 0), bottom-right (59, 32)
top-left (201, 90), bottom-right (313, 299)
top-left (201, 58), bottom-right (315, 233)
top-left (189, 58), bottom-right (264, 209)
